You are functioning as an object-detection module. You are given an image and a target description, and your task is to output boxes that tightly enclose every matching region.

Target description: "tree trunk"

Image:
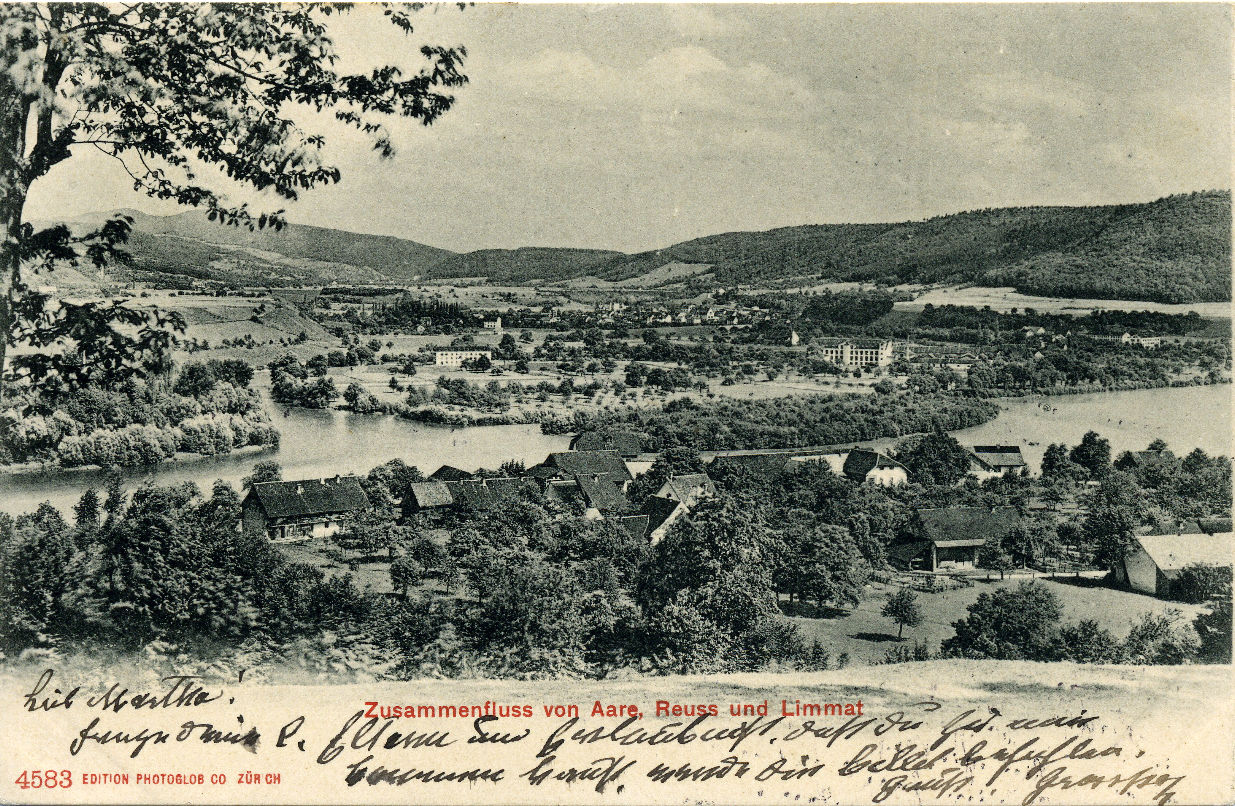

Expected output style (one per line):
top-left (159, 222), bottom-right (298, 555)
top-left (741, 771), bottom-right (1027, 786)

top-left (897, 623), bottom-right (904, 640)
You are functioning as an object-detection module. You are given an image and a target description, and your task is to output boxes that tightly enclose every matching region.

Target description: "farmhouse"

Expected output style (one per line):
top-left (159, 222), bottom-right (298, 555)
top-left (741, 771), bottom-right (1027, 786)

top-left (434, 349), bottom-right (492, 367)
top-left (242, 476), bottom-right (369, 543)
top-left (403, 477), bottom-right (539, 515)
top-left (570, 430), bottom-right (643, 458)
top-left (1117, 533), bottom-right (1232, 597)
top-left (538, 450), bottom-right (633, 487)
top-left (655, 473), bottom-right (716, 507)
top-left (966, 445), bottom-right (1028, 480)
top-left (842, 449), bottom-right (908, 486)
top-left (641, 495), bottom-right (688, 544)
top-left (894, 506), bottom-right (1022, 571)
top-left (429, 464), bottom-right (474, 481)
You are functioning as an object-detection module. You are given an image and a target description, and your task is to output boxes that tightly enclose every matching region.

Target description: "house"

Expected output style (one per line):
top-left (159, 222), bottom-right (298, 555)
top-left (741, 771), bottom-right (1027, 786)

top-left (482, 317), bottom-right (502, 332)
top-left (1114, 450), bottom-right (1173, 471)
top-left (706, 452), bottom-right (796, 479)
top-left (572, 473), bottom-right (631, 518)
top-left (434, 349), bottom-right (492, 367)
top-left (539, 450), bottom-right (633, 487)
top-left (641, 495), bottom-right (688, 544)
top-left (429, 464), bottom-right (474, 481)
top-left (895, 506), bottom-right (1022, 571)
top-left (403, 477), bottom-right (538, 515)
top-left (967, 445), bottom-right (1028, 480)
top-left (242, 476), bottom-right (369, 543)
top-left (655, 473), bottom-right (716, 507)
top-left (404, 481), bottom-right (455, 514)
top-left (569, 430), bottom-right (643, 458)
top-left (1117, 533), bottom-right (1232, 597)
top-left (842, 449), bottom-right (908, 486)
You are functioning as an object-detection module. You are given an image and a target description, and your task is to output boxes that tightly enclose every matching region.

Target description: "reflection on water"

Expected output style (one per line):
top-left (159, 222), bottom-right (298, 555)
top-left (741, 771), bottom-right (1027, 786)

top-left (0, 400), bottom-right (571, 515)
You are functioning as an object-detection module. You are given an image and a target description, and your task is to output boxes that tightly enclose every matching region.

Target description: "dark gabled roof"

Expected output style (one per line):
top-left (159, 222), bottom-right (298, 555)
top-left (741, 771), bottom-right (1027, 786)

top-left (843, 449), bottom-right (906, 480)
top-left (429, 464), bottom-right (474, 481)
top-left (968, 445), bottom-right (1027, 468)
top-left (658, 473), bottom-right (716, 503)
top-left (570, 431), bottom-right (643, 457)
top-left (545, 450), bottom-right (632, 482)
top-left (407, 481), bottom-right (454, 508)
top-left (641, 495), bottom-right (684, 534)
top-left (708, 453), bottom-right (794, 478)
top-left (526, 463), bottom-right (561, 479)
top-left (443, 477), bottom-right (536, 510)
top-left (916, 506), bottom-right (1021, 545)
top-left (574, 473), bottom-right (630, 513)
top-left (248, 477), bottom-right (369, 519)
top-left (617, 514), bottom-right (651, 541)
top-left (542, 479), bottom-right (584, 507)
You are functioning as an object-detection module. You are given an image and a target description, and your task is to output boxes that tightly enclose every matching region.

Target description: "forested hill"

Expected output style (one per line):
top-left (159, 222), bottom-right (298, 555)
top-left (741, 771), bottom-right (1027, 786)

top-left (585, 190), bottom-right (1232, 303)
top-left (428, 247), bottom-right (620, 281)
top-left (81, 190), bottom-right (1230, 302)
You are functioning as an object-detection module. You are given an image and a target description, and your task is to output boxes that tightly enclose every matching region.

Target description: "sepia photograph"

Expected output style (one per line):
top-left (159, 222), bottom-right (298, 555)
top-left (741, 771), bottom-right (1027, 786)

top-left (0, 2), bottom-right (1231, 804)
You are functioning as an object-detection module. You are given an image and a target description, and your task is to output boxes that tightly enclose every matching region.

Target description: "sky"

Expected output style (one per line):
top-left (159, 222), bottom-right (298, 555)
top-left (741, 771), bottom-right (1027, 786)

top-left (24, 3), bottom-right (1234, 254)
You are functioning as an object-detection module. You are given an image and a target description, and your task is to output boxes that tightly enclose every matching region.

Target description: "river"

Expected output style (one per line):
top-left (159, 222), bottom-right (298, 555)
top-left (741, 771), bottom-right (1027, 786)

top-left (947, 383), bottom-right (1231, 471)
top-left (0, 384), bottom-right (1228, 516)
top-left (0, 404), bottom-right (571, 516)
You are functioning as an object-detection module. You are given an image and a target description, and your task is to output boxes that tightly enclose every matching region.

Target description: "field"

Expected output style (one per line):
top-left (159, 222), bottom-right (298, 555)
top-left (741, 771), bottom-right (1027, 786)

top-left (896, 284), bottom-right (1232, 318)
top-left (790, 575), bottom-right (1209, 667)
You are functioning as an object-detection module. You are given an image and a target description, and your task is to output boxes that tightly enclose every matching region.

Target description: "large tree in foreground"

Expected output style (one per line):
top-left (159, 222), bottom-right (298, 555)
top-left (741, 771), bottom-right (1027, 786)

top-left (0, 3), bottom-right (468, 403)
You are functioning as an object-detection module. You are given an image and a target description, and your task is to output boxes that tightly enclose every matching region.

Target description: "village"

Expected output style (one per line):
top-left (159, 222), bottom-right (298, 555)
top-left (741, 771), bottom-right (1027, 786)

top-left (236, 421), bottom-right (1232, 667)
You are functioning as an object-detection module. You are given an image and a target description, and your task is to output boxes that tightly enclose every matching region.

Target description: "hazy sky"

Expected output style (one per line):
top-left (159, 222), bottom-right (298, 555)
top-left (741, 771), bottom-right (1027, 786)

top-left (25, 3), bottom-right (1233, 254)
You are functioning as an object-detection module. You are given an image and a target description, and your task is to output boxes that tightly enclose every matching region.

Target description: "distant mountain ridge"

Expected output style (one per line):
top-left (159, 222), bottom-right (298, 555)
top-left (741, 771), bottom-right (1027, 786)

top-left (75, 190), bottom-right (1231, 303)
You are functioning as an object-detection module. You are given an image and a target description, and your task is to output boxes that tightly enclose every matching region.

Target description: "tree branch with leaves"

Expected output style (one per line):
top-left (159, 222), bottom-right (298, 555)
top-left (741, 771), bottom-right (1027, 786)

top-left (0, 2), bottom-right (468, 405)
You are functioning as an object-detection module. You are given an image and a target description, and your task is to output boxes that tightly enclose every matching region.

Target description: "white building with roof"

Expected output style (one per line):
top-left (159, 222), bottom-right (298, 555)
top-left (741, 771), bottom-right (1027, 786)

top-left (1118, 532), bottom-right (1232, 597)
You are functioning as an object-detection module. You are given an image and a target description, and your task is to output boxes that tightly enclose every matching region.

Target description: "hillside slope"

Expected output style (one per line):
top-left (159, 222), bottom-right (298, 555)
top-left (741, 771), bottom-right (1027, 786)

top-left (591, 191), bottom-right (1231, 302)
top-left (74, 190), bottom-right (1231, 302)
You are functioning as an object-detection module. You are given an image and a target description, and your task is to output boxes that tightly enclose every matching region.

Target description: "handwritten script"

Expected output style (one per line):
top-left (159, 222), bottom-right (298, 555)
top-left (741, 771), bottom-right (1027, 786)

top-left (11, 668), bottom-right (1200, 805)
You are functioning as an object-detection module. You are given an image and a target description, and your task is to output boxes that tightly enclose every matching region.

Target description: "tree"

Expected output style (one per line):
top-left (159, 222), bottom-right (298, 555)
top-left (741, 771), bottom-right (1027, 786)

top-left (1041, 443), bottom-right (1078, 479)
top-left (73, 488), bottom-right (100, 530)
top-left (1194, 598), bottom-right (1233, 664)
top-left (977, 535), bottom-right (1015, 578)
top-left (1069, 431), bottom-right (1111, 477)
top-left (882, 587), bottom-right (923, 640)
top-left (0, 4), bottom-right (468, 403)
top-left (942, 582), bottom-right (1063, 660)
top-left (242, 460), bottom-right (282, 489)
top-left (389, 554), bottom-right (424, 600)
top-left (894, 432), bottom-right (971, 486)
top-left (1172, 563), bottom-right (1232, 605)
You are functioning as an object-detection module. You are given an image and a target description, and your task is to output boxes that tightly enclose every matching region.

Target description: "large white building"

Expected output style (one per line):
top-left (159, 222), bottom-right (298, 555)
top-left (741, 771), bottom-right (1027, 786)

top-left (818, 339), bottom-right (895, 367)
top-left (435, 349), bottom-right (492, 367)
